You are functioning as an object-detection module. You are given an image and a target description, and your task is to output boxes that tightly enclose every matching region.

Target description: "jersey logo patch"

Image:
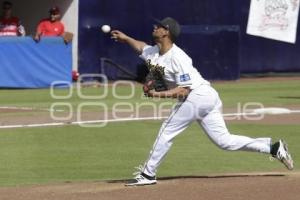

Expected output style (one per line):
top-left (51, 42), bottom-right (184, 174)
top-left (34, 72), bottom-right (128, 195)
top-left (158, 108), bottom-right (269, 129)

top-left (179, 74), bottom-right (191, 82)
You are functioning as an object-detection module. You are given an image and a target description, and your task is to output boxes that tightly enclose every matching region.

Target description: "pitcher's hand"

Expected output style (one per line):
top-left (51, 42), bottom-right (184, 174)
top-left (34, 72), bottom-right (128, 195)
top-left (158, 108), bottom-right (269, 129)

top-left (110, 30), bottom-right (129, 43)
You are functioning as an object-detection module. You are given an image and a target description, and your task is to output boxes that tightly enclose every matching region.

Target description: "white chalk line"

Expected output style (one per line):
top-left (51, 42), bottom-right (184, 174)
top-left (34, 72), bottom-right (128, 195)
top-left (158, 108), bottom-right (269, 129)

top-left (0, 108), bottom-right (300, 129)
top-left (0, 106), bottom-right (64, 112)
top-left (0, 117), bottom-right (167, 129)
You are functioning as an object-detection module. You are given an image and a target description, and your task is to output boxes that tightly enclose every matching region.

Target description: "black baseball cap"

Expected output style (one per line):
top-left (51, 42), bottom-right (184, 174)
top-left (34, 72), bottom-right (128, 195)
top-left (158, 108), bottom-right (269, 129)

top-left (154, 17), bottom-right (181, 40)
top-left (3, 1), bottom-right (12, 9)
top-left (49, 6), bottom-right (60, 14)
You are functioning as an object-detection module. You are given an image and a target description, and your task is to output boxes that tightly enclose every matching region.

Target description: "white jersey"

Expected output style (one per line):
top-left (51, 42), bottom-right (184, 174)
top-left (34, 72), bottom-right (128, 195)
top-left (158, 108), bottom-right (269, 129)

top-left (139, 44), bottom-right (209, 90)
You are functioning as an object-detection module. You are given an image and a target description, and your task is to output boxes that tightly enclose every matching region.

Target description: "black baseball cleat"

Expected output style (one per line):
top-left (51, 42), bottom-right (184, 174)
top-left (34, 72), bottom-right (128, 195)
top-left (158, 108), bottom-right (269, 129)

top-left (125, 173), bottom-right (157, 186)
top-left (272, 139), bottom-right (294, 170)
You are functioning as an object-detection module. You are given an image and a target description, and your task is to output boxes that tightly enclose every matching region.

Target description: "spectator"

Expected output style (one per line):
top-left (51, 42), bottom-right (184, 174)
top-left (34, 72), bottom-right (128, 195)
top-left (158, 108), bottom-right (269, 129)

top-left (34, 6), bottom-right (65, 42)
top-left (0, 1), bottom-right (25, 36)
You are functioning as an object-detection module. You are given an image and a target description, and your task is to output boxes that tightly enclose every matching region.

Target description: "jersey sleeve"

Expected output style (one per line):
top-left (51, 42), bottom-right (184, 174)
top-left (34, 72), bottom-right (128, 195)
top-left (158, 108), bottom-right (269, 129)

top-left (171, 56), bottom-right (193, 88)
top-left (15, 17), bottom-right (20, 26)
top-left (36, 23), bottom-right (42, 34)
top-left (139, 45), bottom-right (157, 60)
top-left (36, 20), bottom-right (45, 34)
top-left (59, 23), bottom-right (65, 36)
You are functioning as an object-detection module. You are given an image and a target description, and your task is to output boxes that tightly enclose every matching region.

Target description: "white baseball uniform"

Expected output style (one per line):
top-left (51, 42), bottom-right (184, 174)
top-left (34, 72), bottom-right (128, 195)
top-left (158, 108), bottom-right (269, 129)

top-left (139, 44), bottom-right (272, 177)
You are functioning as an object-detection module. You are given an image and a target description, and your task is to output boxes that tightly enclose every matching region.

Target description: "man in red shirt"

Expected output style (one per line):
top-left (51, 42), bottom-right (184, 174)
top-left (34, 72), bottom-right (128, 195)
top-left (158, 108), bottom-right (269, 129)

top-left (0, 1), bottom-right (25, 36)
top-left (34, 6), bottom-right (65, 41)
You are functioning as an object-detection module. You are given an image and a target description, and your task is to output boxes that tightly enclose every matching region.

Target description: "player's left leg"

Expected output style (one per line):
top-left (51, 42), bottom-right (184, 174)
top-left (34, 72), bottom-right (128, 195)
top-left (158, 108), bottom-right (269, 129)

top-left (199, 108), bottom-right (272, 153)
top-left (197, 93), bottom-right (293, 170)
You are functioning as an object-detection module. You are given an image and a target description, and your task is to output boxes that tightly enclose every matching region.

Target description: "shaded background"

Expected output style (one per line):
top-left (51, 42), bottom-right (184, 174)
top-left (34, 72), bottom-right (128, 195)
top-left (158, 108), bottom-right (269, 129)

top-left (78, 0), bottom-right (300, 80)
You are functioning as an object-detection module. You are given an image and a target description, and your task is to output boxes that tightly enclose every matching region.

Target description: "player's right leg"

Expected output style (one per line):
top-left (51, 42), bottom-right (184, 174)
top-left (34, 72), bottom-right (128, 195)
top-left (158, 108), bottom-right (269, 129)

top-left (125, 172), bottom-right (157, 186)
top-left (125, 100), bottom-right (197, 186)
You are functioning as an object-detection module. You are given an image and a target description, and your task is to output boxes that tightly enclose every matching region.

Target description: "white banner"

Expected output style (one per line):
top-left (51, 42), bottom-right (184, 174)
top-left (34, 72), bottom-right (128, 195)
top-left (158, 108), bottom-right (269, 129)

top-left (247, 0), bottom-right (300, 43)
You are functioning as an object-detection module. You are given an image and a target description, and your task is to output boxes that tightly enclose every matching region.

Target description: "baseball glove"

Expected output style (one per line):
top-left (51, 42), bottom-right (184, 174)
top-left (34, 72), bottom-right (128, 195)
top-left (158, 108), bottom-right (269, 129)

top-left (143, 60), bottom-right (168, 95)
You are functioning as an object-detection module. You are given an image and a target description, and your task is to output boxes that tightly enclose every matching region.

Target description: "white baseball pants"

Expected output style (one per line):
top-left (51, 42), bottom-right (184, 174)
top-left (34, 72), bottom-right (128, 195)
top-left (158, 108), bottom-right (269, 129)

top-left (143, 84), bottom-right (272, 177)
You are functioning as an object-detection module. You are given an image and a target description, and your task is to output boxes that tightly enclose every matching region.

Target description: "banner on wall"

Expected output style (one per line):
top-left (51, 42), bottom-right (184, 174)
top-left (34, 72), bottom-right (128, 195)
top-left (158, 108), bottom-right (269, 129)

top-left (247, 0), bottom-right (300, 43)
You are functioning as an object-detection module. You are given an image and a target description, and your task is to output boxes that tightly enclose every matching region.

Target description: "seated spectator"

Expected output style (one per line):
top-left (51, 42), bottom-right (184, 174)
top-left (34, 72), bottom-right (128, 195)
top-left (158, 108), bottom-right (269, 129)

top-left (0, 1), bottom-right (25, 36)
top-left (34, 6), bottom-right (65, 41)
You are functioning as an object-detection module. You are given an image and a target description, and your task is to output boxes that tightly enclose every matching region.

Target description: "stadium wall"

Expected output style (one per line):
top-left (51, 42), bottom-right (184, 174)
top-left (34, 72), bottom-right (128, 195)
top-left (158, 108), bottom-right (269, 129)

top-left (82, 0), bottom-right (300, 80)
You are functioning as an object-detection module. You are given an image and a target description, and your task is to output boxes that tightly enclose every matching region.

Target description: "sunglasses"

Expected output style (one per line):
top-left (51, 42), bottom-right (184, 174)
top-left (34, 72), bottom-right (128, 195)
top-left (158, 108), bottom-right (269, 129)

top-left (153, 24), bottom-right (169, 30)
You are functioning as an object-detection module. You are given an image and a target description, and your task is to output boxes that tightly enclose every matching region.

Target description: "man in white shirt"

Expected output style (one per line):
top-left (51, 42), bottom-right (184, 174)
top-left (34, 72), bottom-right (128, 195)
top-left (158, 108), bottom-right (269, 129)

top-left (110, 17), bottom-right (293, 186)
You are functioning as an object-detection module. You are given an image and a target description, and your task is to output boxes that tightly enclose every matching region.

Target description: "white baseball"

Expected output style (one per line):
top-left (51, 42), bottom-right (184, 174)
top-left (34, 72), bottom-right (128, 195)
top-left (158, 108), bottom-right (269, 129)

top-left (101, 25), bottom-right (111, 33)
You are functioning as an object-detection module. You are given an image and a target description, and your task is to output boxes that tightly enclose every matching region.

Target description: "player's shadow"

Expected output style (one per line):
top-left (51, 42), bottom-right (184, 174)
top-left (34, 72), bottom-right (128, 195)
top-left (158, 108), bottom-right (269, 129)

top-left (106, 174), bottom-right (285, 184)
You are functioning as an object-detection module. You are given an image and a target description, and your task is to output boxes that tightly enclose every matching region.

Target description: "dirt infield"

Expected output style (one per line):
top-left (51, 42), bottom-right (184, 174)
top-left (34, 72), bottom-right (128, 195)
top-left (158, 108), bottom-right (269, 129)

top-left (0, 173), bottom-right (299, 200)
top-left (1, 105), bottom-right (300, 127)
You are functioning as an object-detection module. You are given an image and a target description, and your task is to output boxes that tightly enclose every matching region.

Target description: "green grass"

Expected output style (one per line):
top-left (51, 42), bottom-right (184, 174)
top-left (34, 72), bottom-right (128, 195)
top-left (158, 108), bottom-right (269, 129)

top-left (212, 80), bottom-right (300, 107)
top-left (0, 79), bottom-right (299, 115)
top-left (0, 79), bottom-right (299, 186)
top-left (0, 122), bottom-right (298, 186)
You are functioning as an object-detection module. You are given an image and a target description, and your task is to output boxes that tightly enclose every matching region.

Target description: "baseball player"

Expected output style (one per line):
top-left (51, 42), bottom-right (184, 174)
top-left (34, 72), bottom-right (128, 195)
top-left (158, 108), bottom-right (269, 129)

top-left (110, 17), bottom-right (294, 186)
